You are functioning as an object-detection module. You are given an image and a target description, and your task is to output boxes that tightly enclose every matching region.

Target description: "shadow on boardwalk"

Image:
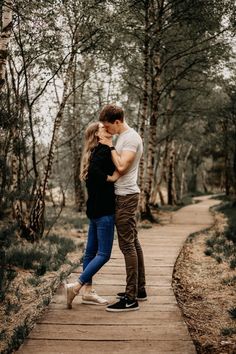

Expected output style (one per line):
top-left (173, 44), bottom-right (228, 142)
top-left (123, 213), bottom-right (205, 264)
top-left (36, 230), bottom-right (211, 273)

top-left (17, 196), bottom-right (220, 354)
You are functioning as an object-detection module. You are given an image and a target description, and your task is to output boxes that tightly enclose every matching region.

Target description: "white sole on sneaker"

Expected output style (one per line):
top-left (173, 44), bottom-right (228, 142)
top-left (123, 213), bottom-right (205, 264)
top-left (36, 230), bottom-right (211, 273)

top-left (106, 306), bottom-right (140, 312)
top-left (137, 297), bottom-right (147, 301)
top-left (82, 300), bottom-right (108, 306)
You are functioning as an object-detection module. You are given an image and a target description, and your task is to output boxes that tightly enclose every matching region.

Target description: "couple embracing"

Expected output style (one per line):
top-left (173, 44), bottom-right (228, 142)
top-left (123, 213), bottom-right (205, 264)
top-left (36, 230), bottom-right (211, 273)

top-left (66, 104), bottom-right (147, 312)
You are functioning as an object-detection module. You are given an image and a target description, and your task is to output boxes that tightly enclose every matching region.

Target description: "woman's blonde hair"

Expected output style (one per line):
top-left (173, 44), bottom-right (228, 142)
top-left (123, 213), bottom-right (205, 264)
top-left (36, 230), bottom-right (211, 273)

top-left (80, 122), bottom-right (100, 180)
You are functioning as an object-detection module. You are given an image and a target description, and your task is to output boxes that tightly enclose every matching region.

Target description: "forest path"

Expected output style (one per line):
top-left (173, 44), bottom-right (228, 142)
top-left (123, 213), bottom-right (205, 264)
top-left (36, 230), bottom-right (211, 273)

top-left (17, 195), bottom-right (220, 354)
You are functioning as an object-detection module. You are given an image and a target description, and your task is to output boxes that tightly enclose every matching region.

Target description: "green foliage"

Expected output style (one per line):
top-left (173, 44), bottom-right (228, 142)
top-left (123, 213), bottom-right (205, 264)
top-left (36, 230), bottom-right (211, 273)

top-left (42, 296), bottom-right (50, 306)
top-left (0, 224), bottom-right (19, 301)
top-left (6, 269), bottom-right (17, 282)
top-left (4, 235), bottom-right (77, 275)
top-left (230, 257), bottom-right (236, 270)
top-left (5, 301), bottom-right (21, 316)
top-left (0, 330), bottom-right (6, 341)
top-left (5, 244), bottom-right (51, 271)
top-left (0, 234), bottom-right (78, 300)
top-left (10, 324), bottom-right (29, 351)
top-left (215, 255), bottom-right (223, 263)
top-left (225, 227), bottom-right (236, 244)
top-left (204, 202), bottom-right (236, 266)
top-left (204, 248), bottom-right (213, 256)
top-left (27, 277), bottom-right (42, 287)
top-left (221, 327), bottom-right (236, 336)
top-left (0, 223), bottom-right (18, 249)
top-left (228, 307), bottom-right (236, 319)
top-left (221, 275), bottom-right (236, 286)
top-left (45, 206), bottom-right (88, 230)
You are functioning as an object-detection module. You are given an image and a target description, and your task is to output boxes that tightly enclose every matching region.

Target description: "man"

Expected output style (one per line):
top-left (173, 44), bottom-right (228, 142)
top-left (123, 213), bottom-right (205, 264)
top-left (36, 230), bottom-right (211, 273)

top-left (99, 104), bottom-right (147, 312)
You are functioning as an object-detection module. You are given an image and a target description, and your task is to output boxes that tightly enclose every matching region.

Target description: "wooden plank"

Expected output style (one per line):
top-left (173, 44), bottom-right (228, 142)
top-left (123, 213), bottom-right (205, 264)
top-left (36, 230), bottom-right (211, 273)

top-left (51, 294), bottom-right (176, 305)
top-left (57, 284), bottom-right (175, 296)
top-left (17, 339), bottom-right (196, 354)
top-left (49, 303), bottom-right (179, 312)
top-left (28, 324), bottom-right (191, 341)
top-left (74, 266), bottom-right (174, 276)
top-left (38, 308), bottom-right (184, 324)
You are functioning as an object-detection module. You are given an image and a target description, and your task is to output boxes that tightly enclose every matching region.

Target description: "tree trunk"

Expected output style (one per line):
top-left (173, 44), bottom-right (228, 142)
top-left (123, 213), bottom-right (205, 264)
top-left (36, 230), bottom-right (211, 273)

top-left (222, 119), bottom-right (230, 196)
top-left (233, 134), bottom-right (236, 197)
top-left (180, 144), bottom-right (192, 200)
top-left (70, 59), bottom-right (85, 211)
top-left (0, 0), bottom-right (13, 90)
top-left (167, 140), bottom-right (177, 205)
top-left (142, 0), bottom-right (164, 219)
top-left (25, 39), bottom-right (79, 240)
top-left (139, 0), bottom-right (150, 216)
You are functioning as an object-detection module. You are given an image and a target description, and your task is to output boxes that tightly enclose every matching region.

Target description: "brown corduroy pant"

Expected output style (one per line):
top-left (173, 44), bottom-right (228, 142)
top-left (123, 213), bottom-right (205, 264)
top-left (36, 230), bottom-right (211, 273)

top-left (115, 193), bottom-right (146, 300)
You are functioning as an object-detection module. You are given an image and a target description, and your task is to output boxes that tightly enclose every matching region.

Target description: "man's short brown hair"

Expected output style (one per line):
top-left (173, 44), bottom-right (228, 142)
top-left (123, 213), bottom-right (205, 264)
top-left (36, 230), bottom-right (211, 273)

top-left (99, 104), bottom-right (124, 123)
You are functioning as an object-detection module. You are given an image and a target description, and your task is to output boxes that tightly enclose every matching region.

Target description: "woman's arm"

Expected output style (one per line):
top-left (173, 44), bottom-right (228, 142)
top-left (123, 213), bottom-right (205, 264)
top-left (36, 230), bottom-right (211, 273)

top-left (107, 170), bottom-right (120, 182)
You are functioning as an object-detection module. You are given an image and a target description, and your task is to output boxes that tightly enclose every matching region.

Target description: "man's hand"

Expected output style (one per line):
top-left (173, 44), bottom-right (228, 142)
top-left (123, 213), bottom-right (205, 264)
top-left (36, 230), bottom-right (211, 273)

top-left (100, 136), bottom-right (113, 147)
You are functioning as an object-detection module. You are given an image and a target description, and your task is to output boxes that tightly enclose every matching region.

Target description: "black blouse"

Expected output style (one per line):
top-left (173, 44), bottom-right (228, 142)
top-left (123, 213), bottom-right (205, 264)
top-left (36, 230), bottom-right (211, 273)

top-left (86, 143), bottom-right (116, 219)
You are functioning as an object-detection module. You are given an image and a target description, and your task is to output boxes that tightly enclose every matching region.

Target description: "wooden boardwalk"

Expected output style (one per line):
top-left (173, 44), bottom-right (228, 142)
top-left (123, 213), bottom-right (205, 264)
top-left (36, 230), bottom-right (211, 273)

top-left (17, 196), bottom-right (219, 354)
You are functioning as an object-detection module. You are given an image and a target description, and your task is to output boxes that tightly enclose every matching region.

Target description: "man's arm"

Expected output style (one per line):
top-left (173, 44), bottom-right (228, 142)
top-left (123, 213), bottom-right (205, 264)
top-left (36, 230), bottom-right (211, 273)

top-left (110, 150), bottom-right (136, 175)
top-left (100, 137), bottom-right (136, 175)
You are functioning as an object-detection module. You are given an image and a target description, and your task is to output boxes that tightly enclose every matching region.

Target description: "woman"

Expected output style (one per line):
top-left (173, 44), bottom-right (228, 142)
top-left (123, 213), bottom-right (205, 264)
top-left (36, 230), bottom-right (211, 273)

top-left (66, 122), bottom-right (119, 309)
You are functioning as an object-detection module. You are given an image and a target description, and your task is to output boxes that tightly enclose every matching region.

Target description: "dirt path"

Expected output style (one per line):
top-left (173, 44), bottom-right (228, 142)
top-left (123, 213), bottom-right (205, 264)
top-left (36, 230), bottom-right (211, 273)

top-left (17, 196), bottom-right (219, 354)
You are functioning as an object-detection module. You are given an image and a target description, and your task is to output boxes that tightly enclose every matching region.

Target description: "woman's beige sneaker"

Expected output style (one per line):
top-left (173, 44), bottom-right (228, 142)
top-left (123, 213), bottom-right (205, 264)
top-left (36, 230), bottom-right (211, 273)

top-left (65, 282), bottom-right (81, 309)
top-left (82, 289), bottom-right (108, 305)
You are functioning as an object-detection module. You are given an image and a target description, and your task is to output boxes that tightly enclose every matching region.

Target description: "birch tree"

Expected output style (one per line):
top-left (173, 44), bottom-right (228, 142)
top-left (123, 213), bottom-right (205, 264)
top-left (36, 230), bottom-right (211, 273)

top-left (0, 0), bottom-right (12, 90)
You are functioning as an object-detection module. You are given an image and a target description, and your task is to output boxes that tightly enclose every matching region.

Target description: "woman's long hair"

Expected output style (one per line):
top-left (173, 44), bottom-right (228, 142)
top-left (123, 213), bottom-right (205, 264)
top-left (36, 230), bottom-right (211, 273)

top-left (80, 122), bottom-right (100, 181)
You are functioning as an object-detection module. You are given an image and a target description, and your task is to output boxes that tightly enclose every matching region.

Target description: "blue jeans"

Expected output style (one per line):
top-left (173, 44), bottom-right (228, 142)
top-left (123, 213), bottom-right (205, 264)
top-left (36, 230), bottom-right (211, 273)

top-left (79, 215), bottom-right (115, 285)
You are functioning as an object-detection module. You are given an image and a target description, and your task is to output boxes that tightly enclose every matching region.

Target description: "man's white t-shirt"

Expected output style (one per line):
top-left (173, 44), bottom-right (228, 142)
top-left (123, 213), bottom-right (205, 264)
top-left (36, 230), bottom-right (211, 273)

top-left (114, 127), bottom-right (143, 196)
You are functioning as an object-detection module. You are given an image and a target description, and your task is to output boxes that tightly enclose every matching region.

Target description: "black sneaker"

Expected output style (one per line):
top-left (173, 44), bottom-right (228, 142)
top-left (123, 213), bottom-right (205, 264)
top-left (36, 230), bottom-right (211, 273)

top-left (106, 296), bottom-right (139, 312)
top-left (116, 289), bottom-right (147, 301)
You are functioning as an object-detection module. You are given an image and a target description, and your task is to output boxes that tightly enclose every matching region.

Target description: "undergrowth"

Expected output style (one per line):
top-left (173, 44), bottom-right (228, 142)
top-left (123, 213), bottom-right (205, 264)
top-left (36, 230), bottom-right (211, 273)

top-left (204, 201), bottom-right (236, 269)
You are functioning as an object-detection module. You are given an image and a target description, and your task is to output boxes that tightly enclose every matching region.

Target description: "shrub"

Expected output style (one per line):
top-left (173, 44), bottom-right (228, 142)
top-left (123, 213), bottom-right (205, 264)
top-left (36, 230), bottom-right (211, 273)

top-left (222, 275), bottom-right (236, 286)
top-left (230, 257), bottom-right (236, 269)
top-left (204, 248), bottom-right (213, 256)
top-left (0, 330), bottom-right (6, 341)
top-left (221, 327), bottom-right (236, 336)
top-left (225, 227), bottom-right (236, 244)
top-left (27, 277), bottom-right (42, 287)
top-left (206, 237), bottom-right (216, 247)
top-left (228, 307), bottom-right (236, 319)
top-left (214, 255), bottom-right (222, 263)
top-left (4, 235), bottom-right (77, 275)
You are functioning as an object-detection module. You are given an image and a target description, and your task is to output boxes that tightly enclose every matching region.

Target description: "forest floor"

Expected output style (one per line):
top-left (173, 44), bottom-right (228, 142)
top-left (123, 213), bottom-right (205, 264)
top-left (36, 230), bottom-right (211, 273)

top-left (173, 198), bottom-right (236, 354)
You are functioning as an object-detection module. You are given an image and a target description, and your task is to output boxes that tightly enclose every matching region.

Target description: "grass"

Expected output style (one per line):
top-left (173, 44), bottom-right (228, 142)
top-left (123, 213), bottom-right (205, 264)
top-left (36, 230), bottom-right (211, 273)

top-left (221, 275), bottom-right (236, 286)
top-left (204, 201), bottom-right (236, 268)
top-left (45, 205), bottom-right (89, 230)
top-left (5, 234), bottom-right (77, 275)
top-left (5, 301), bottom-right (21, 316)
top-left (10, 324), bottom-right (29, 352)
top-left (0, 330), bottom-right (6, 341)
top-left (1, 233), bottom-right (80, 301)
top-left (27, 277), bottom-right (42, 287)
top-left (228, 307), bottom-right (236, 319)
top-left (221, 327), bottom-right (236, 336)
top-left (0, 202), bottom-right (87, 303)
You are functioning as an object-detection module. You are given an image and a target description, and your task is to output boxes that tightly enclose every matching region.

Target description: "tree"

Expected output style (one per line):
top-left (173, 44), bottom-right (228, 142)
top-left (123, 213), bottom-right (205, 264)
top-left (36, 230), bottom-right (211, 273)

top-left (0, 0), bottom-right (13, 89)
